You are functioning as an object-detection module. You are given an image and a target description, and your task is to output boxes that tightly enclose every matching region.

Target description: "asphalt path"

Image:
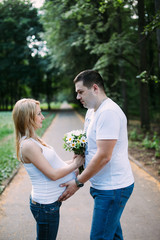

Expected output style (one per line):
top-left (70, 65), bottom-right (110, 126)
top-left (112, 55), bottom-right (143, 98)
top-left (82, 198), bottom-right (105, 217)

top-left (0, 106), bottom-right (160, 240)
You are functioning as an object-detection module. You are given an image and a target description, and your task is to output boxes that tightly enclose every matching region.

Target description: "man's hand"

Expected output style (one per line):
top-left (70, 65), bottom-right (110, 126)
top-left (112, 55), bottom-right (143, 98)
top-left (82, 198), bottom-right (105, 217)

top-left (58, 179), bottom-right (79, 201)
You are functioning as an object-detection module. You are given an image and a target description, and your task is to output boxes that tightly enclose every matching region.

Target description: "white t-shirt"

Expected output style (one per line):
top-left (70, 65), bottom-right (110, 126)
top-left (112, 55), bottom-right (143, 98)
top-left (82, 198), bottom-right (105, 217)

top-left (20, 137), bottom-right (75, 204)
top-left (84, 98), bottom-right (134, 190)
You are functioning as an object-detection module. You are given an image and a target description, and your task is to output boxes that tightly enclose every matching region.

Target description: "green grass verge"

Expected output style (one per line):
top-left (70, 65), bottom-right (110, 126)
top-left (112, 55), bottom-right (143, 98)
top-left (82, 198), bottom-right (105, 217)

top-left (40, 102), bottom-right (61, 110)
top-left (0, 137), bottom-right (19, 184)
top-left (0, 112), bottom-right (14, 140)
top-left (70, 103), bottom-right (87, 117)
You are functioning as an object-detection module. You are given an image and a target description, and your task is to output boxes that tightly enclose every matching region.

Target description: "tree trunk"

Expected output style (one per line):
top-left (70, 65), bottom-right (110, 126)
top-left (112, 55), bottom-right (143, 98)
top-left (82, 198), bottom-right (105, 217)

top-left (117, 7), bottom-right (128, 117)
top-left (155, 0), bottom-right (160, 71)
top-left (46, 72), bottom-right (52, 111)
top-left (138, 0), bottom-right (150, 130)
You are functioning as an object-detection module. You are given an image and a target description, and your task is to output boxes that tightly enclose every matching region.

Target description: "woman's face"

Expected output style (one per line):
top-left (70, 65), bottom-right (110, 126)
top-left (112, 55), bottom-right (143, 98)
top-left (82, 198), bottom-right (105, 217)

top-left (34, 104), bottom-right (45, 129)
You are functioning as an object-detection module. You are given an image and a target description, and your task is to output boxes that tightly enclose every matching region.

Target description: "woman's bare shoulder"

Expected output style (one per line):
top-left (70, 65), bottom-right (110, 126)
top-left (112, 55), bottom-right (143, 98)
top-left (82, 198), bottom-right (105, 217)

top-left (22, 139), bottom-right (40, 152)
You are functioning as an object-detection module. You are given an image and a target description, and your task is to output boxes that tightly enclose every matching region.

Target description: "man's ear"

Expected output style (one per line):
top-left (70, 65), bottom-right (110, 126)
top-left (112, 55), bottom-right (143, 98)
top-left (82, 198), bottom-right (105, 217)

top-left (92, 84), bottom-right (99, 92)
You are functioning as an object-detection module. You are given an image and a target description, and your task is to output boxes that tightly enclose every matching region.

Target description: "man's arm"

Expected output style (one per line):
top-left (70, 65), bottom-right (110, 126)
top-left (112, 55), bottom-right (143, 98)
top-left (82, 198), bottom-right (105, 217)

top-left (58, 139), bottom-right (117, 201)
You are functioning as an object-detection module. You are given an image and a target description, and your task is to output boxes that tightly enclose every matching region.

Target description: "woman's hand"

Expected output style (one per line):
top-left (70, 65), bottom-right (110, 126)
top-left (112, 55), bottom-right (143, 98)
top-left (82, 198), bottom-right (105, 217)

top-left (74, 155), bottom-right (85, 168)
top-left (74, 168), bottom-right (79, 176)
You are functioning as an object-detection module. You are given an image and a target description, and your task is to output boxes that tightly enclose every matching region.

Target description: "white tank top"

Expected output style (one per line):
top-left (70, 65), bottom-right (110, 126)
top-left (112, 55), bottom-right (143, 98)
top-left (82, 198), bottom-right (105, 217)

top-left (20, 137), bottom-right (75, 204)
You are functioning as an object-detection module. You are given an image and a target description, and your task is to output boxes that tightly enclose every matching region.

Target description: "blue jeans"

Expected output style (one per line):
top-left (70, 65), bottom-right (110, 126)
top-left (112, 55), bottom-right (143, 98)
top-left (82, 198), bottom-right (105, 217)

top-left (30, 197), bottom-right (62, 240)
top-left (90, 183), bottom-right (134, 240)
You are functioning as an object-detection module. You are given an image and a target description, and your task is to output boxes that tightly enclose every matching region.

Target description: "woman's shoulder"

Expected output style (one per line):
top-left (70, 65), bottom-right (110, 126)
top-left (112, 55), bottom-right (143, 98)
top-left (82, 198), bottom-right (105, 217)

top-left (21, 138), bottom-right (41, 152)
top-left (20, 138), bottom-right (43, 164)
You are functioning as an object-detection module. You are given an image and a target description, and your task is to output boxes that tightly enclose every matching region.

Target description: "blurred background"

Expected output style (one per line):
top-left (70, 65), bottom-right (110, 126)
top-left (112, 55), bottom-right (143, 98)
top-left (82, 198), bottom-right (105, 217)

top-left (0, 0), bottom-right (159, 128)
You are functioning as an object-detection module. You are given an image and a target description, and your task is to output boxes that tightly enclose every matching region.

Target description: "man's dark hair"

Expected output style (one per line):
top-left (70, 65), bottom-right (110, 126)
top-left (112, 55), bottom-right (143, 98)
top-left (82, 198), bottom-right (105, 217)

top-left (74, 69), bottom-right (105, 91)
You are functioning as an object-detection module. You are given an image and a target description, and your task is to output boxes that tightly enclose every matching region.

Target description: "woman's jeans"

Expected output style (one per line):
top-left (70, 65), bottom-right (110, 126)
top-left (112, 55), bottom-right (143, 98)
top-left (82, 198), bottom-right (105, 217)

top-left (90, 183), bottom-right (134, 240)
top-left (30, 197), bottom-right (62, 240)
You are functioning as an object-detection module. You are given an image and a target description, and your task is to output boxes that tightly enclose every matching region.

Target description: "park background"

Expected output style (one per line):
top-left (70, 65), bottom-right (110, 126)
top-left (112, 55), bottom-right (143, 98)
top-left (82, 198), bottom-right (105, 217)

top-left (0, 0), bottom-right (160, 192)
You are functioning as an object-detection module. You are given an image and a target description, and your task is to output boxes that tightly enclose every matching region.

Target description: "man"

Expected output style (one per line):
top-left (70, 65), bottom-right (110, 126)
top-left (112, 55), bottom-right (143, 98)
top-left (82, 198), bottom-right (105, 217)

top-left (59, 69), bottom-right (134, 240)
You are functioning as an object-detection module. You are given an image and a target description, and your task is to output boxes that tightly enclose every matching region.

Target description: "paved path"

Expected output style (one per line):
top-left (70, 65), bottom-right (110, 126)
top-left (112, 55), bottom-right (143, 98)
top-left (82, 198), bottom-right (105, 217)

top-left (0, 108), bottom-right (160, 240)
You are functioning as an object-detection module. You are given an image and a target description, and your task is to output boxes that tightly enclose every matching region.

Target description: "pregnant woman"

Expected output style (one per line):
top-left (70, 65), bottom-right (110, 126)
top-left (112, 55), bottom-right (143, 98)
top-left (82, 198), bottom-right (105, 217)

top-left (12, 98), bottom-right (84, 240)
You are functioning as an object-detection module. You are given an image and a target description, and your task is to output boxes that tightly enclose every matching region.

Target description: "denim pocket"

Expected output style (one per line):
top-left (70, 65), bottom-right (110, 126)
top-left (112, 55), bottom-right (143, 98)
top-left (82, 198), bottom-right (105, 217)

top-left (120, 183), bottom-right (134, 208)
top-left (30, 205), bottom-right (40, 220)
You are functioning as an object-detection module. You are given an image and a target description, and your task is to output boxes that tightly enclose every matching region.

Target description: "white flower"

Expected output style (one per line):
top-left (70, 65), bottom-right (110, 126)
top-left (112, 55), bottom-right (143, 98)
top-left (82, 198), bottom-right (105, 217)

top-left (63, 129), bottom-right (87, 173)
top-left (63, 129), bottom-right (87, 155)
top-left (71, 142), bottom-right (76, 147)
top-left (81, 136), bottom-right (86, 144)
top-left (66, 135), bottom-right (73, 143)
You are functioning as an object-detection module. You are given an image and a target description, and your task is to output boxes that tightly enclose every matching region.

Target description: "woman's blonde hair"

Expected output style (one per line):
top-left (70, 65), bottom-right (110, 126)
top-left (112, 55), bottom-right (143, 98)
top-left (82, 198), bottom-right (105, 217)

top-left (12, 98), bottom-right (46, 160)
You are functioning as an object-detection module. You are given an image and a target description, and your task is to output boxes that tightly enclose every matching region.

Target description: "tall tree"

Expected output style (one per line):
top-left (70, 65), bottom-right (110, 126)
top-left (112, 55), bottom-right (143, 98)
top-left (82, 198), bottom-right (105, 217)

top-left (0, 0), bottom-right (43, 109)
top-left (41, 0), bottom-right (159, 123)
top-left (137, 0), bottom-right (150, 129)
top-left (155, 0), bottom-right (160, 71)
top-left (41, 0), bottom-right (98, 97)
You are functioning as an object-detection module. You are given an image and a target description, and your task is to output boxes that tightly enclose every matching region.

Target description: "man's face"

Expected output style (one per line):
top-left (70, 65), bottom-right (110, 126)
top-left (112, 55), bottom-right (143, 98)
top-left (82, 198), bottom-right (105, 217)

top-left (75, 81), bottom-right (96, 109)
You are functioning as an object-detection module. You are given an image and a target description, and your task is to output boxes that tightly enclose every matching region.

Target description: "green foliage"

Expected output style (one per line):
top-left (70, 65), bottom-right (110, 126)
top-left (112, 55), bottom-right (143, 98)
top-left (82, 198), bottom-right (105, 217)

top-left (42, 0), bottom-right (137, 106)
top-left (63, 130), bottom-right (87, 155)
top-left (0, 0), bottom-right (159, 127)
top-left (41, 0), bottom-right (95, 87)
top-left (99, 0), bottom-right (125, 13)
top-left (71, 103), bottom-right (87, 117)
top-left (0, 137), bottom-right (18, 185)
top-left (142, 132), bottom-right (160, 158)
top-left (129, 129), bottom-right (141, 140)
top-left (40, 102), bottom-right (61, 110)
top-left (40, 0), bottom-right (160, 126)
top-left (128, 128), bottom-right (143, 141)
top-left (136, 71), bottom-right (160, 84)
top-left (0, 0), bottom-right (45, 108)
top-left (0, 112), bottom-right (14, 140)
top-left (143, 11), bottom-right (160, 33)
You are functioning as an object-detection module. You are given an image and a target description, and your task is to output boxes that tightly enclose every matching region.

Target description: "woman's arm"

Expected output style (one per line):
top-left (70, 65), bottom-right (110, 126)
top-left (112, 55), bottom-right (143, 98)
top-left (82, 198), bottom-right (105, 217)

top-left (65, 159), bottom-right (74, 164)
top-left (21, 140), bottom-right (84, 181)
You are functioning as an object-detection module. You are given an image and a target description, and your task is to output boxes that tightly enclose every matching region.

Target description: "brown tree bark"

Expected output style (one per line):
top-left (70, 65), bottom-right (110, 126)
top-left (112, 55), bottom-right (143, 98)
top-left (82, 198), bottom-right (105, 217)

top-left (138, 0), bottom-right (150, 130)
top-left (117, 7), bottom-right (128, 117)
top-left (155, 0), bottom-right (160, 71)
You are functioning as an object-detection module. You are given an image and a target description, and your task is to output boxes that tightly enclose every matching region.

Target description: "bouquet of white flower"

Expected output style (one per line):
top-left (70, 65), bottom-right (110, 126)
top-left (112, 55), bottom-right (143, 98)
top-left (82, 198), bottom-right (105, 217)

top-left (63, 129), bottom-right (87, 173)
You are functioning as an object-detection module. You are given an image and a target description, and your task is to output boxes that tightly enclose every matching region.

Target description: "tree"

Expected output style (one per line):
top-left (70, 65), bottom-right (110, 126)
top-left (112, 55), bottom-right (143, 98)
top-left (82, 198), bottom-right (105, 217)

top-left (41, 0), bottom-right (159, 124)
top-left (0, 0), bottom-right (43, 109)
top-left (41, 0), bottom-right (97, 97)
top-left (137, 0), bottom-right (150, 129)
top-left (155, 0), bottom-right (160, 71)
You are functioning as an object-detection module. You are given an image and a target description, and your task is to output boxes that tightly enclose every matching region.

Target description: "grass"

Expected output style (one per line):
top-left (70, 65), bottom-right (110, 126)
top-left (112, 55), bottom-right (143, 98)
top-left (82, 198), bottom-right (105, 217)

top-left (40, 102), bottom-right (61, 110)
top-left (70, 103), bottom-right (87, 117)
top-left (0, 111), bottom-right (56, 193)
top-left (128, 121), bottom-right (160, 177)
top-left (0, 138), bottom-right (19, 183)
top-left (0, 112), bottom-right (14, 140)
top-left (128, 122), bottom-right (160, 158)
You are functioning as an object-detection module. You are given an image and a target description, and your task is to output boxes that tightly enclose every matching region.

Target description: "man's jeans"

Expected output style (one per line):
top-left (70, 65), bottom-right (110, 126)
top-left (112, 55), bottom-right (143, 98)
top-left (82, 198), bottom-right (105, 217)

top-left (30, 197), bottom-right (62, 240)
top-left (90, 183), bottom-right (134, 240)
